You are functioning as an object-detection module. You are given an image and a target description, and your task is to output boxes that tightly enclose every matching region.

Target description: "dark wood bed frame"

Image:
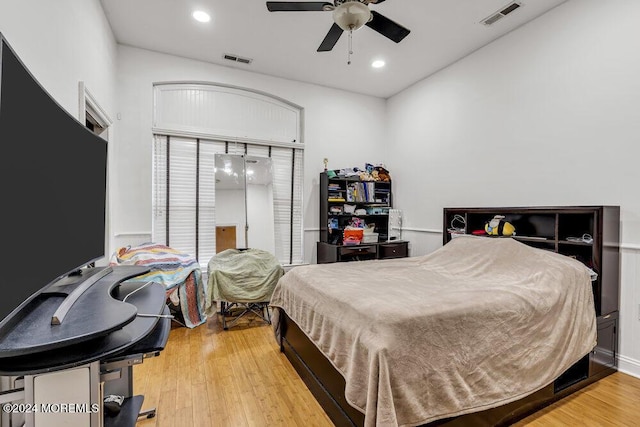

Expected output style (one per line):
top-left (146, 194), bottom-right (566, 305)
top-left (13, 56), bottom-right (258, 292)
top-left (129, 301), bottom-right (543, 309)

top-left (278, 310), bottom-right (615, 427)
top-left (278, 206), bottom-right (620, 426)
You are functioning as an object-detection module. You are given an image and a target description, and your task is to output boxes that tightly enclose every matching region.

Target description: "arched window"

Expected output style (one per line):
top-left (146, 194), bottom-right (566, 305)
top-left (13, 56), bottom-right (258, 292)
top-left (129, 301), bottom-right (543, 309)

top-left (152, 82), bottom-right (304, 267)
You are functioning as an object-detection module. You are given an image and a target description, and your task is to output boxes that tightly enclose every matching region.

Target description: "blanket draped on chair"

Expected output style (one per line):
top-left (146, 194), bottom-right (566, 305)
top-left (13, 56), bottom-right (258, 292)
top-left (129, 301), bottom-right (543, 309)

top-left (109, 243), bottom-right (207, 328)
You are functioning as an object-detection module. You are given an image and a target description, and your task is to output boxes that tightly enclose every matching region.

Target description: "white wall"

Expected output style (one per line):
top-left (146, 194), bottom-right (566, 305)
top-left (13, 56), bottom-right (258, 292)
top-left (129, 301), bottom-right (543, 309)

top-left (0, 0), bottom-right (118, 260)
top-left (386, 0), bottom-right (640, 377)
top-left (113, 45), bottom-right (388, 263)
top-left (214, 185), bottom-right (275, 253)
top-left (247, 183), bottom-right (276, 254)
top-left (215, 189), bottom-right (246, 249)
top-left (0, 0), bottom-right (116, 118)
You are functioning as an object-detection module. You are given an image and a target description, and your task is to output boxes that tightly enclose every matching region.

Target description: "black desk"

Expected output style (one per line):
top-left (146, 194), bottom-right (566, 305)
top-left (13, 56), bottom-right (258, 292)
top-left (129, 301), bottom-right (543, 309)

top-left (317, 240), bottom-right (409, 263)
top-left (0, 266), bottom-right (171, 427)
top-left (0, 266), bottom-right (151, 360)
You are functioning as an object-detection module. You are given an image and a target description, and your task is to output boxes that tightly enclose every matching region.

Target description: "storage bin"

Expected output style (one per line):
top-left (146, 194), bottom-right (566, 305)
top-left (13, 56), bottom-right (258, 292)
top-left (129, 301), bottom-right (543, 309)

top-left (362, 233), bottom-right (379, 243)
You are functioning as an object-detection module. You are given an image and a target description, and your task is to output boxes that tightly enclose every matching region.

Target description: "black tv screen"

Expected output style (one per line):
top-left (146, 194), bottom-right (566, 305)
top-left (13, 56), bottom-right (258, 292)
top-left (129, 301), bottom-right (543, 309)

top-left (0, 35), bottom-right (108, 324)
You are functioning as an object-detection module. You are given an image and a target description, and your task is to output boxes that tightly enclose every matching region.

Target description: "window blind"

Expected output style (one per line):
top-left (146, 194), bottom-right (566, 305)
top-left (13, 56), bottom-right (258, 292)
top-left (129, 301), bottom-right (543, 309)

top-left (152, 136), bottom-right (303, 267)
top-left (152, 83), bottom-right (303, 267)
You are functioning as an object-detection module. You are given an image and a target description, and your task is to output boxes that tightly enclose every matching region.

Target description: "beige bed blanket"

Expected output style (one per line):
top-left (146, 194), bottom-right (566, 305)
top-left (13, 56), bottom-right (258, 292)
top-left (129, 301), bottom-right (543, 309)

top-left (270, 236), bottom-right (596, 426)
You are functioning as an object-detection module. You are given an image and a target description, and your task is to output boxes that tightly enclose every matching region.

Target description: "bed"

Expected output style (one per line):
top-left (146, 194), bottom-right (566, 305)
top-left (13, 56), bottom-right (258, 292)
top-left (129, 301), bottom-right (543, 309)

top-left (270, 235), bottom-right (600, 427)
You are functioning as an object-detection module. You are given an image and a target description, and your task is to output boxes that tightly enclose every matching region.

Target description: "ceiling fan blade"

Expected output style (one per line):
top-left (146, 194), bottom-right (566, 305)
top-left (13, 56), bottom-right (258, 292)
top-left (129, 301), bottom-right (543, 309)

top-left (317, 23), bottom-right (343, 52)
top-left (370, 0), bottom-right (386, 3)
top-left (365, 10), bottom-right (410, 43)
top-left (266, 2), bottom-right (332, 12)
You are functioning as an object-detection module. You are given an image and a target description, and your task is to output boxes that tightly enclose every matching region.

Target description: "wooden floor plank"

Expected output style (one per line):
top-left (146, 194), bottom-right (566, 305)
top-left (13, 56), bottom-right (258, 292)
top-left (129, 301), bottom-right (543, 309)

top-left (135, 314), bottom-right (640, 426)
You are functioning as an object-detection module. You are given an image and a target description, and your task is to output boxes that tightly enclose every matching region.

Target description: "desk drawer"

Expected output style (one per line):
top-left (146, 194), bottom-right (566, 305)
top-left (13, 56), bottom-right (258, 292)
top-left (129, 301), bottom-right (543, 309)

top-left (379, 242), bottom-right (408, 259)
top-left (338, 245), bottom-right (377, 260)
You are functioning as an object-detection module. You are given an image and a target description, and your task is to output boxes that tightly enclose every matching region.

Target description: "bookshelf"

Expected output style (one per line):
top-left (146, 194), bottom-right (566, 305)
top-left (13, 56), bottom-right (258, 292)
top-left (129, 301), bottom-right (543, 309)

top-left (318, 171), bottom-right (408, 264)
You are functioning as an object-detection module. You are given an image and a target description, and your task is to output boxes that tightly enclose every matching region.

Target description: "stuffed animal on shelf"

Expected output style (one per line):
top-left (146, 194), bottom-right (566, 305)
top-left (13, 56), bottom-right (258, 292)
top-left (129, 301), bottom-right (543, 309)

top-left (359, 170), bottom-right (374, 181)
top-left (485, 215), bottom-right (516, 236)
top-left (374, 166), bottom-right (391, 182)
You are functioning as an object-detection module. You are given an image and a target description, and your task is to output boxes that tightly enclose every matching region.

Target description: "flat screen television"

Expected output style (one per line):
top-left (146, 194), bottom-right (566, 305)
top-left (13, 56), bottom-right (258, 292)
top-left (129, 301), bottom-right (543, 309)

top-left (0, 34), bottom-right (108, 327)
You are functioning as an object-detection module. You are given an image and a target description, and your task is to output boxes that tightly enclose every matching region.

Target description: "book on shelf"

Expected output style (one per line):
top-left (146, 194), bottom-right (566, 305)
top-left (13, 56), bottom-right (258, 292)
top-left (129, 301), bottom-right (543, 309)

top-left (346, 182), bottom-right (376, 203)
top-left (328, 190), bottom-right (345, 200)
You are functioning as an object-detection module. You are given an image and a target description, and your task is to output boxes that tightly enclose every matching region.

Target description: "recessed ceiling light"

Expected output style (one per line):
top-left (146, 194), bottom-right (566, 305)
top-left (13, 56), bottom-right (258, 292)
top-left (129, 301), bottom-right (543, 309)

top-left (371, 60), bottom-right (386, 69)
top-left (192, 10), bottom-right (211, 23)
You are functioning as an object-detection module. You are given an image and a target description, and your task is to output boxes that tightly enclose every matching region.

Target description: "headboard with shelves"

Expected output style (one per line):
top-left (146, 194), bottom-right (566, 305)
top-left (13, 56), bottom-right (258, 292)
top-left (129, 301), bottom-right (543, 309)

top-left (443, 206), bottom-right (621, 384)
top-left (443, 206), bottom-right (619, 316)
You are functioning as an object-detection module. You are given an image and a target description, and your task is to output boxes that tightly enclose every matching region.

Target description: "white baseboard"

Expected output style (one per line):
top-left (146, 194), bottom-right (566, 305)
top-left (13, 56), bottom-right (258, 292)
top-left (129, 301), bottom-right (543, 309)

top-left (618, 354), bottom-right (640, 379)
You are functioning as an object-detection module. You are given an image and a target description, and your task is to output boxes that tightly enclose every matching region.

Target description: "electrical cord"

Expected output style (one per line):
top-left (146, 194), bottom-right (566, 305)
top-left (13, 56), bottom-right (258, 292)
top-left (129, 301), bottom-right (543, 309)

top-left (122, 281), bottom-right (154, 303)
top-left (566, 233), bottom-right (593, 244)
top-left (448, 214), bottom-right (466, 235)
top-left (137, 313), bottom-right (175, 319)
top-left (121, 281), bottom-right (175, 319)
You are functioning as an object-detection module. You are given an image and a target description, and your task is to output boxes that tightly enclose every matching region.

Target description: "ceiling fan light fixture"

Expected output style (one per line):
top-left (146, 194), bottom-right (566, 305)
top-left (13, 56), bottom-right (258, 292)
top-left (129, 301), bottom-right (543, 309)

top-left (333, 2), bottom-right (371, 32)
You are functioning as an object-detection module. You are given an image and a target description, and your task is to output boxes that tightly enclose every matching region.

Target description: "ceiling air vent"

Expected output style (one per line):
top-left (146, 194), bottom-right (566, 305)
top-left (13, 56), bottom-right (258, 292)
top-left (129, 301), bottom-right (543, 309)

top-left (223, 53), bottom-right (253, 65)
top-left (481, 2), bottom-right (522, 26)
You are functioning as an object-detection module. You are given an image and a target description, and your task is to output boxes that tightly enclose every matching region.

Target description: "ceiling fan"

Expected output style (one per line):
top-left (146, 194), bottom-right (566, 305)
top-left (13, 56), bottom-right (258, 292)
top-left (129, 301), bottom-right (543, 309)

top-left (266, 0), bottom-right (410, 52)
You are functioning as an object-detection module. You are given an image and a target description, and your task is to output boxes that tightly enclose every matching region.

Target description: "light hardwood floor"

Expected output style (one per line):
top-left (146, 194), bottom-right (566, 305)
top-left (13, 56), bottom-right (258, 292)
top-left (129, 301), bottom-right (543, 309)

top-left (134, 316), bottom-right (640, 426)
